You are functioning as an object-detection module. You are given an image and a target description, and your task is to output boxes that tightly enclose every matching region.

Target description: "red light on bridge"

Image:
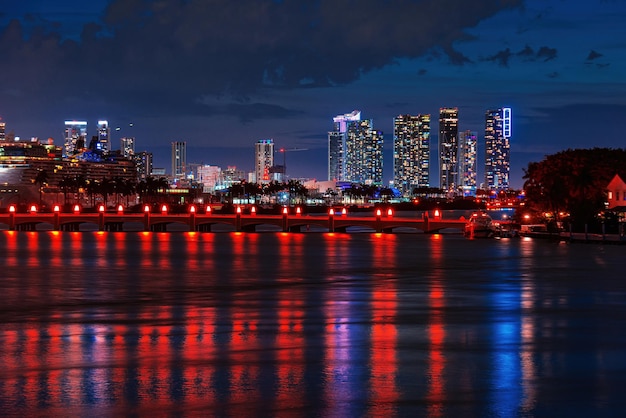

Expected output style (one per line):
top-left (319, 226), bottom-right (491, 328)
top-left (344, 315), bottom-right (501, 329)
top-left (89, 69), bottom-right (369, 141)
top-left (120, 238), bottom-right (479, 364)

top-left (98, 205), bottom-right (105, 213)
top-left (73, 205), bottom-right (80, 213)
top-left (236, 206), bottom-right (242, 214)
top-left (54, 205), bottom-right (60, 213)
top-left (282, 207), bottom-right (288, 215)
top-left (376, 208), bottom-right (382, 217)
top-left (329, 208), bottom-right (335, 216)
top-left (296, 206), bottom-right (301, 215)
top-left (206, 205), bottom-right (212, 214)
top-left (117, 204), bottom-right (124, 213)
top-left (434, 209), bottom-right (440, 219)
top-left (161, 205), bottom-right (168, 213)
top-left (342, 208), bottom-right (347, 216)
top-left (189, 205), bottom-right (196, 214)
top-left (144, 205), bottom-right (150, 213)
top-left (30, 205), bottom-right (38, 213)
top-left (387, 208), bottom-right (393, 217)
top-left (251, 206), bottom-right (257, 215)
top-left (9, 205), bottom-right (16, 213)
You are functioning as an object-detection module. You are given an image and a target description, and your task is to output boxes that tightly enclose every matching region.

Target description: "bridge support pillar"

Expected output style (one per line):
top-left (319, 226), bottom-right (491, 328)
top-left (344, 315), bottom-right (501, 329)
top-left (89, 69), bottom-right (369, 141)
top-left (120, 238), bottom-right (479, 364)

top-left (328, 213), bottom-right (334, 232)
top-left (189, 213), bottom-right (196, 231)
top-left (143, 212), bottom-right (150, 231)
top-left (236, 211), bottom-right (242, 232)
top-left (9, 212), bottom-right (15, 231)
top-left (98, 212), bottom-right (104, 231)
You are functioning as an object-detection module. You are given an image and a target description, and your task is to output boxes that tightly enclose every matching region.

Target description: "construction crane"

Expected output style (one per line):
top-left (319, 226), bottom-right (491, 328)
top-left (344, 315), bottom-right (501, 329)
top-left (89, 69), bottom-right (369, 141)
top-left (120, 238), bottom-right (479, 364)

top-left (275, 147), bottom-right (308, 180)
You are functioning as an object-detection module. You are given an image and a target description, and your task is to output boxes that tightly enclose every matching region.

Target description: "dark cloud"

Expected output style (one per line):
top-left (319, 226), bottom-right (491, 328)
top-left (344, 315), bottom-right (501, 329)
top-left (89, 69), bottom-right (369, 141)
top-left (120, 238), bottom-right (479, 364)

top-left (485, 48), bottom-right (512, 67)
top-left (485, 44), bottom-right (557, 67)
top-left (547, 72), bottom-right (559, 78)
top-left (586, 50), bottom-right (603, 61)
top-left (417, 69), bottom-right (428, 76)
top-left (536, 46), bottom-right (557, 62)
top-left (0, 0), bottom-right (523, 121)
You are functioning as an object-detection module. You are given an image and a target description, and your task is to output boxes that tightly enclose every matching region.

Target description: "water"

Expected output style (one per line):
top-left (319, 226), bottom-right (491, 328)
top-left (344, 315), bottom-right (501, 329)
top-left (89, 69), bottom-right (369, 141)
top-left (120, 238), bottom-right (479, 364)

top-left (1, 231), bottom-right (625, 417)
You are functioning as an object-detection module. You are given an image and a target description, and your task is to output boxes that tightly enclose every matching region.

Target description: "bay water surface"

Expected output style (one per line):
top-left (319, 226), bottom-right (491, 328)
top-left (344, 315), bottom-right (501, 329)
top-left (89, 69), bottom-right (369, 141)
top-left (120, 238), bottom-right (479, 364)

top-left (1, 231), bottom-right (625, 417)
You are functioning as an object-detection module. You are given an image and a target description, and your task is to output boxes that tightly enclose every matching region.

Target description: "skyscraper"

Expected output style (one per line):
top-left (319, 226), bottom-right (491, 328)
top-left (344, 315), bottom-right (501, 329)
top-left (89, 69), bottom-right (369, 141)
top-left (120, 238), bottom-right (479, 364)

top-left (121, 137), bottom-right (135, 158)
top-left (328, 110), bottom-right (361, 181)
top-left (0, 117), bottom-right (5, 141)
top-left (64, 120), bottom-right (87, 156)
top-left (345, 119), bottom-right (383, 185)
top-left (439, 107), bottom-right (459, 192)
top-left (135, 151), bottom-right (153, 180)
top-left (393, 114), bottom-right (430, 195)
top-left (171, 141), bottom-right (187, 179)
top-left (458, 130), bottom-right (477, 196)
top-left (484, 107), bottom-right (511, 191)
top-left (255, 139), bottom-right (274, 183)
top-left (97, 120), bottom-right (110, 152)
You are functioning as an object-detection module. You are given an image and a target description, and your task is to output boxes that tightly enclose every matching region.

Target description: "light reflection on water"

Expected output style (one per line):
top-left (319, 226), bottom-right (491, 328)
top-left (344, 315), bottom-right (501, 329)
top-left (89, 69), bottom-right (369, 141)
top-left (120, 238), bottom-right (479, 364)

top-left (1, 231), bottom-right (626, 416)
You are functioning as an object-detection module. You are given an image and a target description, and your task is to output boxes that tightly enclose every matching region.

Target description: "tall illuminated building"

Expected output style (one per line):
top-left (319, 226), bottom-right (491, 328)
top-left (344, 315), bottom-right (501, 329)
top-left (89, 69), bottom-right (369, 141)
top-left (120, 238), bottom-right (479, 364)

top-left (484, 107), bottom-right (511, 191)
top-left (171, 141), bottom-right (186, 179)
top-left (439, 107), bottom-right (458, 192)
top-left (255, 139), bottom-right (274, 183)
top-left (64, 120), bottom-right (87, 156)
top-left (328, 110), bottom-right (361, 181)
top-left (458, 130), bottom-right (477, 196)
top-left (0, 117), bottom-right (5, 141)
top-left (135, 151), bottom-right (153, 180)
top-left (97, 120), bottom-right (110, 152)
top-left (345, 119), bottom-right (383, 185)
top-left (121, 137), bottom-right (135, 158)
top-left (393, 114), bottom-right (430, 195)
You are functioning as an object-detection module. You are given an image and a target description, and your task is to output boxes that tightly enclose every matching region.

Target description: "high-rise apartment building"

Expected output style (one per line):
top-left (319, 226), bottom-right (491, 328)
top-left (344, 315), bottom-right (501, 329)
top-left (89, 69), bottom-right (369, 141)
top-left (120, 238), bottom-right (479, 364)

top-left (458, 130), bottom-right (477, 196)
top-left (197, 165), bottom-right (222, 193)
top-left (439, 107), bottom-right (459, 192)
top-left (121, 137), bottom-right (135, 158)
top-left (328, 110), bottom-right (361, 181)
top-left (97, 120), bottom-right (110, 152)
top-left (255, 139), bottom-right (274, 183)
top-left (0, 117), bottom-right (5, 141)
top-left (171, 141), bottom-right (187, 179)
top-left (393, 114), bottom-right (430, 195)
top-left (134, 151), bottom-right (153, 180)
top-left (484, 107), bottom-right (511, 191)
top-left (64, 120), bottom-right (87, 156)
top-left (345, 119), bottom-right (383, 185)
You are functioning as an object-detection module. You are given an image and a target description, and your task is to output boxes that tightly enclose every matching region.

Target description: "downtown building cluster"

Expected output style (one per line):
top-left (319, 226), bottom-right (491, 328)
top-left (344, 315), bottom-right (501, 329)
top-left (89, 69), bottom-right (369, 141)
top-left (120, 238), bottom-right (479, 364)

top-left (327, 108), bottom-right (511, 197)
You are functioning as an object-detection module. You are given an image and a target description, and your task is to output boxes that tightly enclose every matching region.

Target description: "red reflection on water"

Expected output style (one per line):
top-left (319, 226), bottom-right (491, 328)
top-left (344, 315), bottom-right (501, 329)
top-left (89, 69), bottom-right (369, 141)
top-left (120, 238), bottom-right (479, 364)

top-left (427, 234), bottom-right (446, 418)
top-left (274, 233), bottom-right (305, 409)
top-left (369, 234), bottom-right (399, 417)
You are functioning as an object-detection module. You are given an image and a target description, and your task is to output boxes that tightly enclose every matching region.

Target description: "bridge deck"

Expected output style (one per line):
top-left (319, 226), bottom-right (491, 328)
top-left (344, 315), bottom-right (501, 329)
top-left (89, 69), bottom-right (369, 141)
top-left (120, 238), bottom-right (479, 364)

top-left (0, 212), bottom-right (466, 233)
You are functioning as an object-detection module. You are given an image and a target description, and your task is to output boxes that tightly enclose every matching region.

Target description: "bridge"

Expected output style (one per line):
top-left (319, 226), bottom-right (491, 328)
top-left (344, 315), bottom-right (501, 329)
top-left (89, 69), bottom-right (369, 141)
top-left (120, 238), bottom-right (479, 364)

top-left (0, 206), bottom-right (467, 233)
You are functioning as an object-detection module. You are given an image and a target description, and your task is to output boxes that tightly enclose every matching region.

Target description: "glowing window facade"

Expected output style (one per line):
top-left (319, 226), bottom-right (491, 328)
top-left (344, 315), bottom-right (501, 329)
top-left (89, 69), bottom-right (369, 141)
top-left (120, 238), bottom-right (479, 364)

top-left (393, 114), bottom-right (430, 195)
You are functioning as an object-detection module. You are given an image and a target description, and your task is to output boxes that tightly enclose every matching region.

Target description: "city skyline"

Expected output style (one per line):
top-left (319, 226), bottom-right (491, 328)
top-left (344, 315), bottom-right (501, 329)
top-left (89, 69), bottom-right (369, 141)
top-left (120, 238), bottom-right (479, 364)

top-left (1, 0), bottom-right (625, 188)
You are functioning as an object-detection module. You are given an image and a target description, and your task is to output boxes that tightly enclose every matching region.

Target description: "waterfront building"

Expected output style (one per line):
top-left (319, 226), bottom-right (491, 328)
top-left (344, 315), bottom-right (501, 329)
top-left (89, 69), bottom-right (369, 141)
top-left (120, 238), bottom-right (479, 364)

top-left (64, 120), bottom-right (87, 156)
top-left (328, 110), bottom-right (361, 181)
top-left (121, 137), bottom-right (135, 158)
top-left (255, 139), bottom-right (274, 184)
top-left (134, 151), bottom-right (153, 180)
top-left (345, 119), bottom-right (383, 185)
top-left (458, 130), bottom-right (478, 196)
top-left (439, 107), bottom-right (458, 193)
top-left (485, 107), bottom-right (512, 191)
top-left (97, 120), bottom-right (110, 153)
top-left (0, 117), bottom-right (5, 141)
top-left (171, 141), bottom-right (186, 180)
top-left (197, 165), bottom-right (222, 193)
top-left (0, 139), bottom-right (136, 206)
top-left (393, 114), bottom-right (430, 195)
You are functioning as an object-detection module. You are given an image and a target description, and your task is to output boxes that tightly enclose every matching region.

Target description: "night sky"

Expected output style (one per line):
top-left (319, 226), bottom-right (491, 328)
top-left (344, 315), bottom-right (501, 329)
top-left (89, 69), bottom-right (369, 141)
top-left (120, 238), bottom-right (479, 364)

top-left (1, 0), bottom-right (625, 189)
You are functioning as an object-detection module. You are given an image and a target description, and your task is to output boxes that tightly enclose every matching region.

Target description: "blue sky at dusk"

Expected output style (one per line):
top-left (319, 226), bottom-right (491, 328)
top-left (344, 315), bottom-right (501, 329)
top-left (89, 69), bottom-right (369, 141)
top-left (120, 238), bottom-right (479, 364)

top-left (1, 0), bottom-right (625, 188)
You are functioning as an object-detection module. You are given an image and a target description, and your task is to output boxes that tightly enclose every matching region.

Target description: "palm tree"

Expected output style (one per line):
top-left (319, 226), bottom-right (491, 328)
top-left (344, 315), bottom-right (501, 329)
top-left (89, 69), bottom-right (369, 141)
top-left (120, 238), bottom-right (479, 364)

top-left (33, 169), bottom-right (48, 206)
